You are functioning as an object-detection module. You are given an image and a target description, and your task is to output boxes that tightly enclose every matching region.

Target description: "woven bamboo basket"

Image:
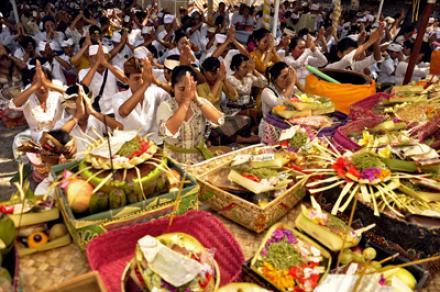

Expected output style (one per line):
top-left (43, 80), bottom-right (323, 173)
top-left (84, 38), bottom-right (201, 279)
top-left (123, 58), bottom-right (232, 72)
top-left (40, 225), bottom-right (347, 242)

top-left (55, 159), bottom-right (199, 249)
top-left (189, 145), bottom-right (306, 233)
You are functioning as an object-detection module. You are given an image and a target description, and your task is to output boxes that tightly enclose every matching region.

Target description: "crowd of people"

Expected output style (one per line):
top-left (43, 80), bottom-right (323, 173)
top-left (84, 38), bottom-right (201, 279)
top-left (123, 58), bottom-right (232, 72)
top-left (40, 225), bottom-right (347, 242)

top-left (0, 0), bottom-right (439, 167)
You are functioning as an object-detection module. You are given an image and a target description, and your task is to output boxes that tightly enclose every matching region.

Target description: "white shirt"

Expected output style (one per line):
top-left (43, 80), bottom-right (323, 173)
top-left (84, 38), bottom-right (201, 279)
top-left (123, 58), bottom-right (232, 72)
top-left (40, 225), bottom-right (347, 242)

top-left (112, 85), bottom-right (170, 144)
top-left (155, 30), bottom-right (174, 56)
top-left (326, 50), bottom-right (356, 70)
top-left (232, 14), bottom-right (255, 44)
top-left (378, 56), bottom-right (398, 84)
top-left (111, 45), bottom-right (132, 69)
top-left (52, 54), bottom-right (71, 85)
top-left (261, 86), bottom-right (288, 117)
top-left (9, 84), bottom-right (64, 142)
top-left (187, 25), bottom-right (207, 55)
top-left (78, 67), bottom-right (121, 115)
top-left (55, 114), bottom-right (107, 157)
top-left (0, 25), bottom-right (13, 47)
top-left (34, 31), bottom-right (64, 51)
top-left (285, 48), bottom-right (328, 86)
top-left (352, 54), bottom-right (382, 73)
top-left (395, 60), bottom-right (429, 85)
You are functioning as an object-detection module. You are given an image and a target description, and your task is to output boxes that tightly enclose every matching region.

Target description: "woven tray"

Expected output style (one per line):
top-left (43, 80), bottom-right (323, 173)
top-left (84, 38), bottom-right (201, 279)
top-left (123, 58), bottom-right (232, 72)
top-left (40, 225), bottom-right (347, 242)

top-left (86, 210), bottom-right (244, 292)
top-left (19, 244), bottom-right (90, 292)
top-left (190, 145), bottom-right (306, 233)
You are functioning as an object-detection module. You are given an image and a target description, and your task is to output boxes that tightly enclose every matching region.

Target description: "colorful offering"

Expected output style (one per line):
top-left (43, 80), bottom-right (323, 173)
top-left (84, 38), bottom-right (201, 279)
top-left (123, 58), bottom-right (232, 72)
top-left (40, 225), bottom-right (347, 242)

top-left (251, 224), bottom-right (331, 292)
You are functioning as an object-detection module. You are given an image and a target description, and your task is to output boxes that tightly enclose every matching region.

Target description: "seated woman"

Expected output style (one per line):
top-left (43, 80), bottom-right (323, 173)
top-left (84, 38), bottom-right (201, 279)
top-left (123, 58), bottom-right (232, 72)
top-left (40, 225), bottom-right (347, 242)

top-left (9, 60), bottom-right (65, 159)
top-left (250, 28), bottom-right (282, 75)
top-left (285, 35), bottom-right (328, 87)
top-left (156, 66), bottom-right (223, 165)
top-left (58, 84), bottom-right (122, 157)
top-left (198, 56), bottom-right (257, 144)
top-left (197, 56), bottom-right (237, 109)
top-left (259, 62), bottom-right (297, 141)
top-left (225, 53), bottom-right (266, 142)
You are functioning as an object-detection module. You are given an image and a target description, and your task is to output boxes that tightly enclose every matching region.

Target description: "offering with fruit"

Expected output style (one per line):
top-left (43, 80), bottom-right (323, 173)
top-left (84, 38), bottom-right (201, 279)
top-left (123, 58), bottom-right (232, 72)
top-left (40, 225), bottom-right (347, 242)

top-left (221, 148), bottom-right (299, 206)
top-left (15, 222), bottom-right (70, 256)
top-left (251, 224), bottom-right (331, 292)
top-left (294, 199), bottom-right (377, 252)
top-left (328, 246), bottom-right (418, 292)
top-left (272, 92), bottom-right (335, 120)
top-left (57, 131), bottom-right (186, 217)
top-left (124, 233), bottom-right (219, 291)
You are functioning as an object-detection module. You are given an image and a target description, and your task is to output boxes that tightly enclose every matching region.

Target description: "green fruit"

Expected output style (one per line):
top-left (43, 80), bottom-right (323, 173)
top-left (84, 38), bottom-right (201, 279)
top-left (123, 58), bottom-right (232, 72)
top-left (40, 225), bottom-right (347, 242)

top-left (49, 224), bottom-right (68, 240)
top-left (0, 214), bottom-right (16, 254)
top-left (363, 247), bottom-right (377, 261)
top-left (109, 189), bottom-right (127, 209)
top-left (155, 174), bottom-right (167, 194)
top-left (340, 251), bottom-right (353, 265)
top-left (89, 192), bottom-right (109, 214)
top-left (126, 188), bottom-right (143, 204)
top-left (352, 252), bottom-right (364, 263)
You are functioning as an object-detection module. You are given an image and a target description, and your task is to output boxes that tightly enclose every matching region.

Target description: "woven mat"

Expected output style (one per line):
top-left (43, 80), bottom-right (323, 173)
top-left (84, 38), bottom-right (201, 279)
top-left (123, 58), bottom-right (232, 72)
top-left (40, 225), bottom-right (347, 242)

top-left (19, 244), bottom-right (90, 292)
top-left (18, 206), bottom-right (440, 291)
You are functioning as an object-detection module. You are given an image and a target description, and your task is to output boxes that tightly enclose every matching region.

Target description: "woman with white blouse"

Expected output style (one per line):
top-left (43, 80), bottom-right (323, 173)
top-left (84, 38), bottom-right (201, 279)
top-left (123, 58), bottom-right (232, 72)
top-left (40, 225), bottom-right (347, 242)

top-left (259, 62), bottom-right (297, 139)
top-left (9, 60), bottom-right (65, 158)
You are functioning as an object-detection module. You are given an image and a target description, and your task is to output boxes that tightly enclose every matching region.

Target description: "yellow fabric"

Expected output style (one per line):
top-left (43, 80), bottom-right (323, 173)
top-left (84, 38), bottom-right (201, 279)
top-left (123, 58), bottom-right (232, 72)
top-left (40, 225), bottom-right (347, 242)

top-left (305, 73), bottom-right (376, 114)
top-left (250, 50), bottom-right (280, 74)
top-left (72, 55), bottom-right (90, 71)
top-left (197, 83), bottom-right (223, 109)
top-left (431, 50), bottom-right (440, 75)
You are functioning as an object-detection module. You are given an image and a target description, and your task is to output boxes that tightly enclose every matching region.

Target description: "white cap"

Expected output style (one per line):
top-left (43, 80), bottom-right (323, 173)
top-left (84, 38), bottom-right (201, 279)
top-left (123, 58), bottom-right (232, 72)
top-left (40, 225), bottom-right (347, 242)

top-left (387, 43), bottom-right (403, 52)
top-left (385, 16), bottom-right (395, 24)
top-left (310, 4), bottom-right (319, 11)
top-left (215, 34), bottom-right (227, 44)
top-left (111, 32), bottom-right (122, 43)
top-left (347, 34), bottom-right (359, 42)
top-left (124, 15), bottom-right (130, 23)
top-left (142, 26), bottom-right (153, 35)
top-left (89, 45), bottom-right (109, 56)
top-left (133, 46), bottom-right (150, 59)
top-left (429, 17), bottom-right (435, 24)
top-left (365, 14), bottom-right (374, 22)
top-left (164, 14), bottom-right (175, 24)
top-left (61, 38), bottom-right (74, 47)
top-left (283, 28), bottom-right (295, 36)
top-left (164, 58), bottom-right (180, 70)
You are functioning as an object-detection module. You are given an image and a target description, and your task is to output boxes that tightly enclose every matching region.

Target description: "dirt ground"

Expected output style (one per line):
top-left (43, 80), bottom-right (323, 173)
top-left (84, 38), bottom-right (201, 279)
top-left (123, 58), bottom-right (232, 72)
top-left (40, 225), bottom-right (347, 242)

top-left (0, 125), bottom-right (26, 201)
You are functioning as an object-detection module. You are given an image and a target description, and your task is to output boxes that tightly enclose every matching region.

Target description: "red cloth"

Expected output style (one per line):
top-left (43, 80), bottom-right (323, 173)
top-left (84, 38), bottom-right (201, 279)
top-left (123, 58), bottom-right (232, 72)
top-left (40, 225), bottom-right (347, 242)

top-left (87, 210), bottom-right (245, 292)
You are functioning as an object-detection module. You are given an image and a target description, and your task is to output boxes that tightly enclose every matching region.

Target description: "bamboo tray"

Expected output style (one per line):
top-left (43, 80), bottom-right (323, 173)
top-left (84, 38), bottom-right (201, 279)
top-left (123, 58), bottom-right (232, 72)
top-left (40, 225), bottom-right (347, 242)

top-left (189, 145), bottom-right (306, 233)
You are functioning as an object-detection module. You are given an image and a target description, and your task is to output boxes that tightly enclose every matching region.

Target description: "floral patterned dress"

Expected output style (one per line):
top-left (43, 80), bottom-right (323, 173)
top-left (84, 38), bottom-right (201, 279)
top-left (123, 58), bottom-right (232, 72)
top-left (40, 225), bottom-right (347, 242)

top-left (157, 98), bottom-right (216, 165)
